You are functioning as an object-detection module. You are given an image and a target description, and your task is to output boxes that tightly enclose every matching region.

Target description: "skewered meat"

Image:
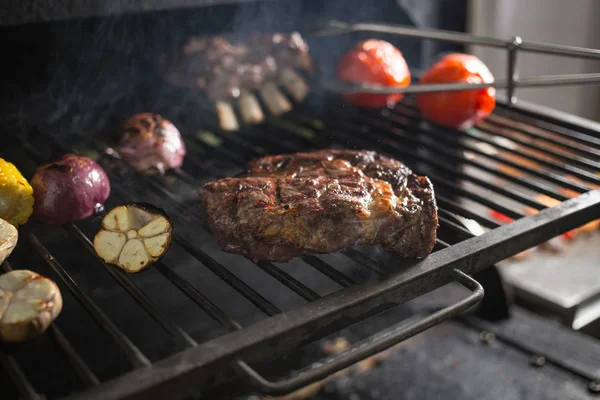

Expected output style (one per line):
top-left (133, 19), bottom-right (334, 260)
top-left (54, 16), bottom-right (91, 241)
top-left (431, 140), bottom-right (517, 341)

top-left (200, 149), bottom-right (438, 262)
top-left (161, 32), bottom-right (313, 130)
top-left (0, 270), bottom-right (63, 343)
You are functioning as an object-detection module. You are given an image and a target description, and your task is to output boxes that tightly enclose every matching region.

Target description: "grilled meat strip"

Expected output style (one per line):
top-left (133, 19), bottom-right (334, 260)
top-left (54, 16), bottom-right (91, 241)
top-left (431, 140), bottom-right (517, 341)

top-left (200, 149), bottom-right (438, 262)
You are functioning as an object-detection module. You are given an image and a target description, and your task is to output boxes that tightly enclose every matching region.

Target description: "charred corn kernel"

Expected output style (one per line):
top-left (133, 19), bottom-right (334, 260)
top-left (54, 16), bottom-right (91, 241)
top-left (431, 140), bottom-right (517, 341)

top-left (0, 158), bottom-right (34, 227)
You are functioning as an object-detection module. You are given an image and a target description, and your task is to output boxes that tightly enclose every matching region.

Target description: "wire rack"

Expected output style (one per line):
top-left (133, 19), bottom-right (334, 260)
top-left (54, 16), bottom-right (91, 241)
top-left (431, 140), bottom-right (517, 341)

top-left (315, 21), bottom-right (600, 102)
top-left (2, 21), bottom-right (600, 400)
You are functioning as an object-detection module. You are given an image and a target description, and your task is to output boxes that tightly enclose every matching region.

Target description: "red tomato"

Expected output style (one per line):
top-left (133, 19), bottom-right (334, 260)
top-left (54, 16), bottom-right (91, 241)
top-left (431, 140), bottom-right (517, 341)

top-left (417, 53), bottom-right (496, 129)
top-left (337, 39), bottom-right (411, 108)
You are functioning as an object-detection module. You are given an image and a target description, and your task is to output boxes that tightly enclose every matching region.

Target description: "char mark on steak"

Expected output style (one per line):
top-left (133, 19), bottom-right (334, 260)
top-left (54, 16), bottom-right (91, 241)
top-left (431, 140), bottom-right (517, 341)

top-left (200, 149), bottom-right (438, 262)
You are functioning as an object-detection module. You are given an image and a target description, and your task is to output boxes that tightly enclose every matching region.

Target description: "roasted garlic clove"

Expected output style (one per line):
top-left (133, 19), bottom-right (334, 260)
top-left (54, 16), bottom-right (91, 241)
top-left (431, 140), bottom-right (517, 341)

top-left (94, 203), bottom-right (173, 273)
top-left (0, 218), bottom-right (18, 265)
top-left (0, 270), bottom-right (63, 343)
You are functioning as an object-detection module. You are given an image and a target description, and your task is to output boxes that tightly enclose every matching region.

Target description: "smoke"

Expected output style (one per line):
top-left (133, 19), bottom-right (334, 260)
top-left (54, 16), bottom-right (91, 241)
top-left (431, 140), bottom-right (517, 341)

top-left (0, 0), bottom-right (430, 141)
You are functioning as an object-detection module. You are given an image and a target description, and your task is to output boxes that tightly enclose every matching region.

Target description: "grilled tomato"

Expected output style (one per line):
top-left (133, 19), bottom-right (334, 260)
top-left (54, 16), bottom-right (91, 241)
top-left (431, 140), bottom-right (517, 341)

top-left (417, 53), bottom-right (495, 129)
top-left (337, 39), bottom-right (411, 108)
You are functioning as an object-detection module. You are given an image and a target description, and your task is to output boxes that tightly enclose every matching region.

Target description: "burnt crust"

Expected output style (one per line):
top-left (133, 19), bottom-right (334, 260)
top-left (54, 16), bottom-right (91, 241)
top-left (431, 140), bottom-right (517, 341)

top-left (200, 149), bottom-right (438, 262)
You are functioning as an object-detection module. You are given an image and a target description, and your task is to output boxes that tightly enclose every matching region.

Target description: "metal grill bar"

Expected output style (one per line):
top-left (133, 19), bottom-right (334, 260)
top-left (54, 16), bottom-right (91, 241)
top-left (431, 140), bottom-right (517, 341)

top-left (302, 256), bottom-right (356, 288)
top-left (1, 260), bottom-right (100, 388)
top-left (495, 104), bottom-right (600, 147)
top-left (254, 262), bottom-right (321, 302)
top-left (0, 345), bottom-right (40, 400)
top-left (313, 21), bottom-right (600, 60)
top-left (436, 196), bottom-right (500, 229)
top-left (476, 119), bottom-right (600, 170)
top-left (23, 233), bottom-right (151, 368)
top-left (18, 135), bottom-right (199, 349)
top-left (396, 104), bottom-right (600, 184)
top-left (64, 224), bottom-right (198, 348)
top-left (377, 107), bottom-right (589, 193)
top-left (173, 235), bottom-right (282, 316)
top-left (314, 105), bottom-right (572, 200)
top-left (316, 116), bottom-right (524, 221)
top-left (484, 113), bottom-right (600, 158)
top-left (155, 264), bottom-right (242, 331)
top-left (31, 132), bottom-right (285, 317)
top-left (438, 216), bottom-right (479, 240)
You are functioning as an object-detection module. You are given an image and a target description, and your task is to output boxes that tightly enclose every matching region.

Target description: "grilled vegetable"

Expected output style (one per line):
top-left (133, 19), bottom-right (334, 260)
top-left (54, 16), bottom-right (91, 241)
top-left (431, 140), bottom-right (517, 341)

top-left (31, 154), bottom-right (111, 225)
top-left (417, 53), bottom-right (496, 129)
top-left (0, 158), bottom-right (34, 227)
top-left (116, 113), bottom-right (187, 174)
top-left (0, 270), bottom-right (63, 343)
top-left (93, 203), bottom-right (173, 273)
top-left (0, 218), bottom-right (18, 265)
top-left (337, 39), bottom-right (411, 108)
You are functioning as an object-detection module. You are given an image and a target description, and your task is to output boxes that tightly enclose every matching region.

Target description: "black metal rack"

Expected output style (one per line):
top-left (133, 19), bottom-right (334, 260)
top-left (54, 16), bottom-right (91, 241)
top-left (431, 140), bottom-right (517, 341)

top-left (2, 22), bottom-right (600, 400)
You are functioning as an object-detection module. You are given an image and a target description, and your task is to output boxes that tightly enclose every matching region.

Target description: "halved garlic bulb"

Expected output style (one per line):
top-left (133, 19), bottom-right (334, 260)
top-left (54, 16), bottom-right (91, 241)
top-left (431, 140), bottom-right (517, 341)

top-left (93, 203), bottom-right (173, 273)
top-left (0, 218), bottom-right (18, 265)
top-left (0, 270), bottom-right (63, 343)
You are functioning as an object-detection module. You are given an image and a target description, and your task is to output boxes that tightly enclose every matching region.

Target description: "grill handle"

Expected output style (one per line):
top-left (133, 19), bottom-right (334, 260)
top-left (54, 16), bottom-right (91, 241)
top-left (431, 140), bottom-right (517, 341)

top-left (235, 269), bottom-right (484, 395)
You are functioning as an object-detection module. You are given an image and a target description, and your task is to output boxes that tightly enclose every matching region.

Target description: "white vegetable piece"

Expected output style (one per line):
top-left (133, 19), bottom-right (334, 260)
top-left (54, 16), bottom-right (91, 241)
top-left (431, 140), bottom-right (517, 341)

top-left (238, 92), bottom-right (265, 125)
top-left (279, 68), bottom-right (310, 103)
top-left (259, 82), bottom-right (292, 117)
top-left (216, 101), bottom-right (240, 132)
top-left (0, 270), bottom-right (63, 343)
top-left (94, 204), bottom-right (173, 273)
top-left (0, 218), bottom-right (18, 265)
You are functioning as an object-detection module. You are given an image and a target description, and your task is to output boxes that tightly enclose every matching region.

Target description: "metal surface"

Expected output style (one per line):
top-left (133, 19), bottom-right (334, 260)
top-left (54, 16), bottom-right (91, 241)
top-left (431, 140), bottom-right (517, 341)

top-left (234, 269), bottom-right (484, 395)
top-left (1, 94), bottom-right (600, 399)
top-left (60, 190), bottom-right (600, 400)
top-left (317, 21), bottom-right (600, 101)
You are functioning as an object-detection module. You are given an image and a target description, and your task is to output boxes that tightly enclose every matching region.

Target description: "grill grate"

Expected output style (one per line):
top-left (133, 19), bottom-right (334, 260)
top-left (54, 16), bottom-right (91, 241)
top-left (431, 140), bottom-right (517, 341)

top-left (2, 94), bottom-right (600, 399)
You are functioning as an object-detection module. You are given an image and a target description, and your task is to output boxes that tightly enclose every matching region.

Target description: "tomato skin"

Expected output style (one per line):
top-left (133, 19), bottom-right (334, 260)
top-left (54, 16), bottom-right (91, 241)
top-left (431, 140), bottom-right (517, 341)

top-left (337, 39), bottom-right (411, 108)
top-left (417, 53), bottom-right (496, 129)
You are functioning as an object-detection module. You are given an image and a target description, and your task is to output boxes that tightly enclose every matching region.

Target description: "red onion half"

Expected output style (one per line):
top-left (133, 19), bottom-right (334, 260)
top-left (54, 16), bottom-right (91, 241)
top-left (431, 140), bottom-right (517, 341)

top-left (116, 113), bottom-right (186, 174)
top-left (31, 154), bottom-right (111, 225)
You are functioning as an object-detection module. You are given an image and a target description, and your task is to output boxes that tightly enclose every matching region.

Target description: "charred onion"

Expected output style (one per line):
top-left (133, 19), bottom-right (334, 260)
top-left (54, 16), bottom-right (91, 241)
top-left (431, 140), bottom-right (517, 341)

top-left (93, 203), bottom-right (173, 273)
top-left (31, 154), bottom-right (111, 225)
top-left (116, 113), bottom-right (187, 174)
top-left (0, 270), bottom-right (63, 343)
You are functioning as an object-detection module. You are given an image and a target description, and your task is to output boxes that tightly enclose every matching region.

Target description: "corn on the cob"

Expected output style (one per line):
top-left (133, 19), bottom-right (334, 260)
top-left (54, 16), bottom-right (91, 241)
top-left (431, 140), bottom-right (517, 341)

top-left (0, 158), bottom-right (34, 227)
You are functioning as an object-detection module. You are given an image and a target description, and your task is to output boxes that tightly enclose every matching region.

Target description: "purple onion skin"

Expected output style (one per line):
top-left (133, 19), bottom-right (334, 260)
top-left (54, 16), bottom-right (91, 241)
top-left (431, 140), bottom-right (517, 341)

top-left (31, 154), bottom-right (111, 225)
top-left (117, 113), bottom-right (186, 174)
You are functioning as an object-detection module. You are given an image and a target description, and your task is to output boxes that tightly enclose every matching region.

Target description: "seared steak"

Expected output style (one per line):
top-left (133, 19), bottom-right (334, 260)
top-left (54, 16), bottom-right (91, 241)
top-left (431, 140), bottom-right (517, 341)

top-left (200, 149), bottom-right (438, 262)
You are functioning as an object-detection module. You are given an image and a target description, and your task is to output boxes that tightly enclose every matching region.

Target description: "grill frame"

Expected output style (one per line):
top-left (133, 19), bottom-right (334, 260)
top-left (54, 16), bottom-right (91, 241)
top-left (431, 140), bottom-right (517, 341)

top-left (2, 97), bottom-right (600, 400)
top-left (3, 21), bottom-right (600, 400)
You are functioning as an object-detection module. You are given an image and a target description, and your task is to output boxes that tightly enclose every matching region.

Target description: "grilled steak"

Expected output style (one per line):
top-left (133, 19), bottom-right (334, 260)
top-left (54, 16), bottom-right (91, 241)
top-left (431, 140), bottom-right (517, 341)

top-left (200, 149), bottom-right (438, 262)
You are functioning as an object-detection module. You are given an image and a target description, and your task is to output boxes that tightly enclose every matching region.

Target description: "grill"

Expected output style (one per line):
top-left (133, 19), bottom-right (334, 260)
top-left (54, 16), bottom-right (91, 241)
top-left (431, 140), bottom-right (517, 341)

top-left (3, 11), bottom-right (600, 400)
